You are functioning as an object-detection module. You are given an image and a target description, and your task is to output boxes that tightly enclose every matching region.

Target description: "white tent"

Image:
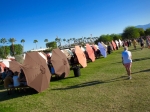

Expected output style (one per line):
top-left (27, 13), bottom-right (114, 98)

top-left (2, 59), bottom-right (11, 67)
top-left (119, 39), bottom-right (123, 46)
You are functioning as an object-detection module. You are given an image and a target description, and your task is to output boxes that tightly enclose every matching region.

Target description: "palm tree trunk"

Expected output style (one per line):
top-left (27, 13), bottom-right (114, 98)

top-left (23, 43), bottom-right (24, 52)
top-left (2, 46), bottom-right (5, 59)
top-left (4, 46), bottom-right (5, 58)
top-left (12, 43), bottom-right (14, 56)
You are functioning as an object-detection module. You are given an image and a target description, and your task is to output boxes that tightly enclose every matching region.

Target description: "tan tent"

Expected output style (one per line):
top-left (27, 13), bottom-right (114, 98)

top-left (9, 61), bottom-right (21, 72)
top-left (51, 48), bottom-right (70, 77)
top-left (92, 44), bottom-right (98, 51)
top-left (109, 42), bottom-right (114, 50)
top-left (101, 42), bottom-right (107, 52)
top-left (75, 46), bottom-right (87, 68)
top-left (21, 52), bottom-right (51, 92)
top-left (63, 49), bottom-right (71, 60)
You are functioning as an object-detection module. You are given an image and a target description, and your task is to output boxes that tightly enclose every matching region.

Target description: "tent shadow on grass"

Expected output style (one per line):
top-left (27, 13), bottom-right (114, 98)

top-left (50, 76), bottom-right (75, 82)
top-left (0, 76), bottom-right (128, 101)
top-left (52, 80), bottom-right (104, 90)
top-left (0, 87), bottom-right (38, 102)
top-left (52, 76), bottom-right (128, 90)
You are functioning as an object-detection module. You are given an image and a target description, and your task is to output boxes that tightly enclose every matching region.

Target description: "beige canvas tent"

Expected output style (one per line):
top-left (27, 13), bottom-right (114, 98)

top-left (51, 48), bottom-right (70, 77)
top-left (21, 52), bottom-right (51, 92)
top-left (9, 61), bottom-right (21, 72)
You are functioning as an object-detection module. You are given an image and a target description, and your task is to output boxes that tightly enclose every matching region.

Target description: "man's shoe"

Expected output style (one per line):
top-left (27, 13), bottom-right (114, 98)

top-left (129, 76), bottom-right (132, 80)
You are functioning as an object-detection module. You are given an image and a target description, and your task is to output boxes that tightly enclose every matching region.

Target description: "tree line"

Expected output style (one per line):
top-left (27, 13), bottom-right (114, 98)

top-left (95, 27), bottom-right (150, 44)
top-left (53, 27), bottom-right (150, 47)
top-left (1, 26), bottom-right (150, 58)
top-left (0, 38), bottom-right (23, 58)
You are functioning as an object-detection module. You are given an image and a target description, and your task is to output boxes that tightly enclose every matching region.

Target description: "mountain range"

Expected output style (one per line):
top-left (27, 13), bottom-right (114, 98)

top-left (135, 23), bottom-right (150, 30)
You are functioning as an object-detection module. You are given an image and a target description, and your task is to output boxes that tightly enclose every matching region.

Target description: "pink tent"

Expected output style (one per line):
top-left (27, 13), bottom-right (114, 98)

top-left (112, 40), bottom-right (116, 50)
top-left (86, 44), bottom-right (95, 62)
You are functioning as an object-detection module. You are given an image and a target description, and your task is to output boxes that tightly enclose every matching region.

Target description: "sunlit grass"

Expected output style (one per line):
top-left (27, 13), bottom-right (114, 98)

top-left (0, 45), bottom-right (150, 112)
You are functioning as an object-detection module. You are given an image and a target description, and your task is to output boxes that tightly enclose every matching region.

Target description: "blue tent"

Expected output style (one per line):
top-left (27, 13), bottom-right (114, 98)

top-left (98, 42), bottom-right (107, 58)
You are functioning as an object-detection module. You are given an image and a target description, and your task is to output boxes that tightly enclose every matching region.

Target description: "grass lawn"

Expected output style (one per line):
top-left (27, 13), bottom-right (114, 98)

top-left (0, 45), bottom-right (150, 112)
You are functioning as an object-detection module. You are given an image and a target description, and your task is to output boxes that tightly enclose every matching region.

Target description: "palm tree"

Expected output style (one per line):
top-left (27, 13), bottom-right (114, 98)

top-left (63, 39), bottom-right (66, 46)
top-left (92, 37), bottom-right (95, 41)
top-left (59, 38), bottom-right (62, 47)
top-left (21, 39), bottom-right (25, 52)
top-left (33, 40), bottom-right (38, 49)
top-left (69, 38), bottom-right (72, 45)
top-left (0, 38), bottom-right (7, 57)
top-left (75, 39), bottom-right (79, 44)
top-left (66, 39), bottom-right (70, 47)
top-left (9, 38), bottom-right (16, 56)
top-left (84, 37), bottom-right (87, 44)
top-left (55, 37), bottom-right (59, 47)
top-left (72, 38), bottom-right (76, 44)
top-left (91, 37), bottom-right (94, 43)
top-left (87, 37), bottom-right (91, 43)
top-left (79, 38), bottom-right (82, 43)
top-left (55, 36), bottom-right (61, 47)
top-left (44, 39), bottom-right (48, 43)
top-left (44, 39), bottom-right (48, 48)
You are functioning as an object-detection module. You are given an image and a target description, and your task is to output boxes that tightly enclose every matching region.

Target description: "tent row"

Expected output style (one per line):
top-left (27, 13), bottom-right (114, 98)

top-left (0, 39), bottom-right (122, 92)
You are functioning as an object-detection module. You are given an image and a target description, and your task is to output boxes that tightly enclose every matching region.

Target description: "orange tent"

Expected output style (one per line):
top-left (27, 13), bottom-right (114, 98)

top-left (75, 46), bottom-right (87, 68)
top-left (112, 40), bottom-right (116, 50)
top-left (0, 62), bottom-right (6, 72)
top-left (86, 44), bottom-right (95, 62)
top-left (0, 62), bottom-right (6, 68)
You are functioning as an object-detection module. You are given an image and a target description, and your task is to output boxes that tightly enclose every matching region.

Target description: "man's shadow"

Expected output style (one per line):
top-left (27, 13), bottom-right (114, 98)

top-left (132, 69), bottom-right (150, 74)
top-left (132, 57), bottom-right (150, 62)
top-left (111, 57), bottom-right (150, 64)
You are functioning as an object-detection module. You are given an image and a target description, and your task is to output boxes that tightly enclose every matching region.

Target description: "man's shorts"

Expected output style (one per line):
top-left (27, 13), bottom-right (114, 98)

top-left (141, 43), bottom-right (144, 47)
top-left (124, 63), bottom-right (132, 68)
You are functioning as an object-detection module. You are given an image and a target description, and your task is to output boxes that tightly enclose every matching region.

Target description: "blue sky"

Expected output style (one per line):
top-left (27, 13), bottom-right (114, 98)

top-left (0, 0), bottom-right (150, 51)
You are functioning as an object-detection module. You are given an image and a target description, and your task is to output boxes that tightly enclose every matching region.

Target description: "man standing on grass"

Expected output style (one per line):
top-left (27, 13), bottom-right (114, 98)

top-left (122, 46), bottom-right (132, 80)
top-left (139, 37), bottom-right (144, 50)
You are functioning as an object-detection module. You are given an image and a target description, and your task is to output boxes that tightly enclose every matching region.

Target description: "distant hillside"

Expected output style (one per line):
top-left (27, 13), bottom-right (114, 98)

top-left (135, 23), bottom-right (150, 30)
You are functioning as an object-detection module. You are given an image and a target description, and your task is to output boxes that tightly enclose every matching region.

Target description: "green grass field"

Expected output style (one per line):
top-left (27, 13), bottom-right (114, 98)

top-left (0, 45), bottom-right (150, 112)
